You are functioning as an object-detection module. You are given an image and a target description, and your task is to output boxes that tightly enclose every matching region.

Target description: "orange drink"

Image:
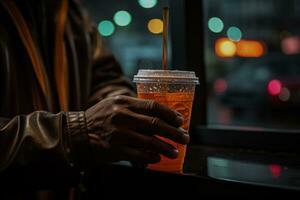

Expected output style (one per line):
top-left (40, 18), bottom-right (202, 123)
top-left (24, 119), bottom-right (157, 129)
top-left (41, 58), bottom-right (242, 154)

top-left (134, 70), bottom-right (198, 173)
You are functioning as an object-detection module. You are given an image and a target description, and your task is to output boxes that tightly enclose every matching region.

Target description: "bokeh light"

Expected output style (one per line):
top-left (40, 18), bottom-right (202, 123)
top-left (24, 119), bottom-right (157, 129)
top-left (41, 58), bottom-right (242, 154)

top-left (215, 38), bottom-right (237, 57)
top-left (281, 36), bottom-right (300, 55)
top-left (148, 18), bottom-right (163, 34)
top-left (208, 17), bottom-right (224, 33)
top-left (236, 40), bottom-right (265, 57)
top-left (138, 0), bottom-right (157, 8)
top-left (98, 20), bottom-right (115, 37)
top-left (268, 80), bottom-right (282, 96)
top-left (214, 79), bottom-right (228, 94)
top-left (269, 164), bottom-right (282, 179)
top-left (114, 10), bottom-right (132, 27)
top-left (227, 26), bottom-right (242, 42)
top-left (279, 87), bottom-right (290, 101)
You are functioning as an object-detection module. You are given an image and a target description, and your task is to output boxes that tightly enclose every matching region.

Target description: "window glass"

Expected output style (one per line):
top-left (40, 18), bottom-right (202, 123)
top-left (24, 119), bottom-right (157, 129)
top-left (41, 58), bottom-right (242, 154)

top-left (84, 0), bottom-right (170, 79)
top-left (204, 0), bottom-right (300, 129)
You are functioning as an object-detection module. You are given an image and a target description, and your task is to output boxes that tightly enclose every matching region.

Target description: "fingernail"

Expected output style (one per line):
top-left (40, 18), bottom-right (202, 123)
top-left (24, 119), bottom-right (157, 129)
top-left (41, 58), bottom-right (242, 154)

top-left (176, 116), bottom-right (184, 125)
top-left (175, 110), bottom-right (182, 116)
top-left (182, 134), bottom-right (190, 144)
top-left (172, 149), bottom-right (179, 157)
top-left (179, 127), bottom-right (188, 134)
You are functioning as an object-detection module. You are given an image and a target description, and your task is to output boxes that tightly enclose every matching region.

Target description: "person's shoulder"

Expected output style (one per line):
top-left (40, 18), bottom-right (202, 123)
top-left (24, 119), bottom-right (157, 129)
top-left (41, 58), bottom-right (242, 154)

top-left (68, 0), bottom-right (94, 32)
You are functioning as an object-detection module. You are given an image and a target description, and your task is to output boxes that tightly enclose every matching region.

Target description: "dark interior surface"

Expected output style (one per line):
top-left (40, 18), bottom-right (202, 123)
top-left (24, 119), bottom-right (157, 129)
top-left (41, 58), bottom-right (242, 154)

top-left (82, 144), bottom-right (300, 198)
top-left (2, 143), bottom-right (300, 198)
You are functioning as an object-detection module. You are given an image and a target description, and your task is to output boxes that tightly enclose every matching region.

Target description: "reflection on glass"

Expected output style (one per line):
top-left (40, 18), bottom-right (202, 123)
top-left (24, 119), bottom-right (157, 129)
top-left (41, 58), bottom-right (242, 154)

top-left (207, 157), bottom-right (300, 190)
top-left (269, 164), bottom-right (283, 179)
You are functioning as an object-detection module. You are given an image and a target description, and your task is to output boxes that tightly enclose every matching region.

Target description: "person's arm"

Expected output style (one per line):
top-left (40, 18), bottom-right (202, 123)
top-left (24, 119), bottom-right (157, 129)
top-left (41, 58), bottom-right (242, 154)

top-left (87, 27), bottom-right (136, 107)
top-left (0, 111), bottom-right (90, 185)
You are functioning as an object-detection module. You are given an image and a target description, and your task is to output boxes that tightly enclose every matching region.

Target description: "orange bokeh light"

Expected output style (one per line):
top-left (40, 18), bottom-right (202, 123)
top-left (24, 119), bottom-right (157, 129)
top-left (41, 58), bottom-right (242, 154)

top-left (215, 38), bottom-right (237, 57)
top-left (215, 38), bottom-right (265, 58)
top-left (236, 40), bottom-right (265, 57)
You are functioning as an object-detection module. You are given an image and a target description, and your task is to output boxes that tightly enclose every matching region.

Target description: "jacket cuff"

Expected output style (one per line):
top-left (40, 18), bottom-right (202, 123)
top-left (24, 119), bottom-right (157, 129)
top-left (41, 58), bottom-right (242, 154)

top-left (66, 112), bottom-right (90, 171)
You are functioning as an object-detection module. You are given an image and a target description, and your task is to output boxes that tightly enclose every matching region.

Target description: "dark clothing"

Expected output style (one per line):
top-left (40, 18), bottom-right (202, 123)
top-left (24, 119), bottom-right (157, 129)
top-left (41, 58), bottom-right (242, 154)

top-left (0, 0), bottom-right (134, 192)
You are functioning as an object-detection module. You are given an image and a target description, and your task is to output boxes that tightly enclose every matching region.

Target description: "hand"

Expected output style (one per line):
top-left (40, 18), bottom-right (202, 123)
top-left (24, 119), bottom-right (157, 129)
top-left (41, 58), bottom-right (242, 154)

top-left (85, 95), bottom-right (189, 164)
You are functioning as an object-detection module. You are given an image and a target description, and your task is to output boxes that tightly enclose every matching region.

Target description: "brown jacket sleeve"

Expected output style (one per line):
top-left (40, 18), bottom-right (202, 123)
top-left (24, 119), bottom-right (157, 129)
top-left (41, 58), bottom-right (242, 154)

top-left (0, 111), bottom-right (90, 185)
top-left (0, 0), bottom-right (134, 186)
top-left (87, 27), bottom-right (136, 107)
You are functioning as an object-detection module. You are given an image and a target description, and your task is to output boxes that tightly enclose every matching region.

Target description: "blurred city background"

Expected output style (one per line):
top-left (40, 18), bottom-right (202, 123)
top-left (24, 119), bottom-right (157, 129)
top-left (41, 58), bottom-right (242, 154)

top-left (204, 0), bottom-right (300, 129)
top-left (84, 0), bottom-right (169, 77)
top-left (84, 0), bottom-right (300, 130)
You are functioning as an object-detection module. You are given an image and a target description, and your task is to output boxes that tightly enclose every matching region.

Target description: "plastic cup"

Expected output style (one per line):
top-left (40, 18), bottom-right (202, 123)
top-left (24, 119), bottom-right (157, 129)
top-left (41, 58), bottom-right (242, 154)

top-left (133, 70), bottom-right (199, 173)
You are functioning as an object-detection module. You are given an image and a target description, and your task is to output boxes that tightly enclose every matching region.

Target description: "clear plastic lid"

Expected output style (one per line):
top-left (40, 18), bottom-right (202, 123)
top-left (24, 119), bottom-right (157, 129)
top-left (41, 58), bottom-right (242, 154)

top-left (133, 70), bottom-right (199, 84)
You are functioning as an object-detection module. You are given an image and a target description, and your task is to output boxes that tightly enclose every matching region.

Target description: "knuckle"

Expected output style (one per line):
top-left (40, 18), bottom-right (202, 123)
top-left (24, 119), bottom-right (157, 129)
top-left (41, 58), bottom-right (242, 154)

top-left (112, 95), bottom-right (127, 104)
top-left (147, 100), bottom-right (158, 110)
top-left (151, 117), bottom-right (160, 126)
top-left (112, 104), bottom-right (122, 112)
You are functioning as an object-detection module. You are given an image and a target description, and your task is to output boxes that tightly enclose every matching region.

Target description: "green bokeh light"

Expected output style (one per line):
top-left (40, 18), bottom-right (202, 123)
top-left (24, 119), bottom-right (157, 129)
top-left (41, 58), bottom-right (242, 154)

top-left (98, 20), bottom-right (115, 37)
top-left (114, 10), bottom-right (132, 27)
top-left (138, 0), bottom-right (157, 8)
top-left (227, 26), bottom-right (242, 42)
top-left (208, 17), bottom-right (224, 33)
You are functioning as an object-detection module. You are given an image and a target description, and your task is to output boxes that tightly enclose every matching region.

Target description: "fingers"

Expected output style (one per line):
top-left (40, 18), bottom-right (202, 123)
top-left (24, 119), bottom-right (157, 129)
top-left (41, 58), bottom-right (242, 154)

top-left (118, 129), bottom-right (179, 159)
top-left (118, 146), bottom-right (161, 164)
top-left (113, 110), bottom-right (189, 145)
top-left (88, 128), bottom-right (179, 160)
top-left (135, 113), bottom-right (189, 144)
top-left (125, 96), bottom-right (184, 127)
